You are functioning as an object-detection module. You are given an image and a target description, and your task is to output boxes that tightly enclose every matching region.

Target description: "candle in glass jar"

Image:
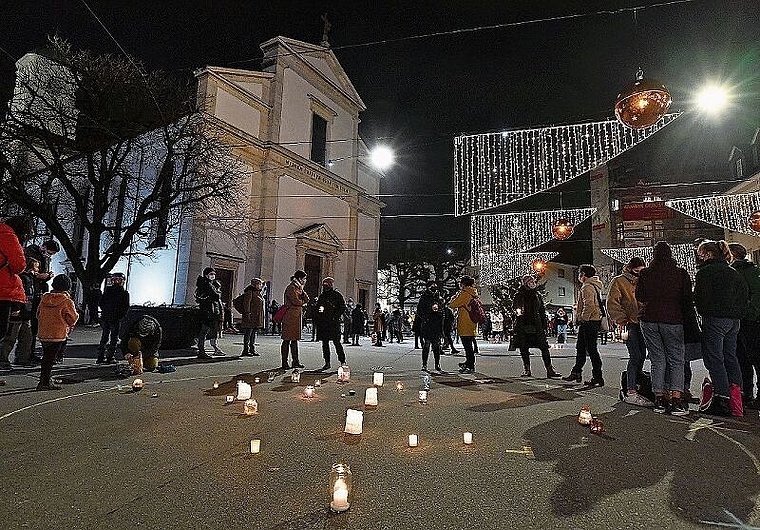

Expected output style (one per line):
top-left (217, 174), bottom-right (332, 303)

top-left (395, 381), bottom-right (404, 392)
top-left (226, 395), bottom-right (234, 404)
top-left (254, 377), bottom-right (260, 384)
top-left (365, 387), bottom-right (378, 406)
top-left (463, 432), bottom-right (473, 444)
top-left (314, 379), bottom-right (322, 387)
top-left (373, 372), bottom-right (384, 386)
top-left (418, 390), bottom-right (428, 404)
top-left (408, 434), bottom-right (418, 447)
top-left (250, 439), bottom-right (260, 453)
top-left (212, 381), bottom-right (219, 389)
top-left (332, 479), bottom-right (349, 511)
top-left (304, 385), bottom-right (315, 398)
top-left (243, 399), bottom-right (258, 415)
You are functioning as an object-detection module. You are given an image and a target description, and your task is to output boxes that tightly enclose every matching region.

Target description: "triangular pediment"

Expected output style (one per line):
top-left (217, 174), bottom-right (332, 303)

top-left (292, 223), bottom-right (343, 250)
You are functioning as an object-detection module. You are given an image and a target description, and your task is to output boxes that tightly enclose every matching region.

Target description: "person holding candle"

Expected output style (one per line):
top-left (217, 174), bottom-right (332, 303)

top-left (448, 276), bottom-right (480, 374)
top-left (281, 270), bottom-right (309, 369)
top-left (239, 278), bottom-right (266, 357)
top-left (315, 277), bottom-right (347, 370)
top-left (512, 275), bottom-right (562, 378)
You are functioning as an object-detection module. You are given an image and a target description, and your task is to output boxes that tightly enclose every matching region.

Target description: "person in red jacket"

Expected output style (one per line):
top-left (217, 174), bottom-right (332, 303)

top-left (0, 216), bottom-right (33, 359)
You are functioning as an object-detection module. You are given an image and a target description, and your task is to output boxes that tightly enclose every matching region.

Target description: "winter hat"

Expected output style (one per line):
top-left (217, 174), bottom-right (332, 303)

top-left (627, 257), bottom-right (646, 269)
top-left (652, 241), bottom-right (672, 261)
top-left (322, 277), bottom-right (334, 286)
top-left (202, 267), bottom-right (216, 277)
top-left (52, 274), bottom-right (72, 292)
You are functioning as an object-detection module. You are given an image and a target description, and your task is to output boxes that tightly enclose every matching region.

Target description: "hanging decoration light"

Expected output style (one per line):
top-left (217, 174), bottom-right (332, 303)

top-left (615, 68), bottom-right (672, 130)
top-left (453, 115), bottom-right (680, 215)
top-left (552, 218), bottom-right (574, 240)
top-left (531, 257), bottom-right (548, 275)
top-left (477, 252), bottom-right (558, 285)
top-left (665, 192), bottom-right (760, 236)
top-left (600, 244), bottom-right (697, 279)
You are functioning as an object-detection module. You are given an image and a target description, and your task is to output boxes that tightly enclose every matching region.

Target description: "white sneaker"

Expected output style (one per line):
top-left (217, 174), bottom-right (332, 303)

top-left (624, 392), bottom-right (654, 407)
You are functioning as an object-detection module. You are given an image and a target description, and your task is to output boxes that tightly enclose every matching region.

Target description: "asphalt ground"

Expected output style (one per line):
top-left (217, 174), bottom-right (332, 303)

top-left (1, 328), bottom-right (759, 530)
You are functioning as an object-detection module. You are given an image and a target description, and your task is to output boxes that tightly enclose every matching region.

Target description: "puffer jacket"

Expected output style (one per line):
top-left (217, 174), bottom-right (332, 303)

top-left (577, 277), bottom-right (604, 322)
top-left (448, 285), bottom-right (479, 336)
top-left (37, 291), bottom-right (79, 341)
top-left (694, 258), bottom-right (748, 319)
top-left (607, 270), bottom-right (640, 325)
top-left (0, 222), bottom-right (27, 304)
top-left (730, 259), bottom-right (760, 321)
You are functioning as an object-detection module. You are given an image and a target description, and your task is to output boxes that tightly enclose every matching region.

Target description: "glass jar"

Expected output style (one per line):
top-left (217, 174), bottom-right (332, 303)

top-left (329, 463), bottom-right (352, 512)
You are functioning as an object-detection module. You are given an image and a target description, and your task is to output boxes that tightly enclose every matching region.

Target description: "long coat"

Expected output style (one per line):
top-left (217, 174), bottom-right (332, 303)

top-left (448, 285), bottom-right (479, 337)
top-left (0, 222), bottom-right (27, 304)
top-left (195, 276), bottom-right (223, 328)
top-left (315, 288), bottom-right (346, 341)
top-left (239, 285), bottom-right (265, 329)
top-left (281, 280), bottom-right (309, 341)
top-left (512, 285), bottom-right (549, 349)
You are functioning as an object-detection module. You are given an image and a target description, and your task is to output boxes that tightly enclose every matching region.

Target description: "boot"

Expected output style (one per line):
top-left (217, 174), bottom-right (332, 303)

top-left (520, 366), bottom-right (532, 377)
top-left (280, 342), bottom-right (290, 369)
top-left (546, 366), bottom-right (562, 378)
top-left (703, 395), bottom-right (731, 416)
top-left (562, 371), bottom-right (582, 383)
top-left (96, 352), bottom-right (106, 364)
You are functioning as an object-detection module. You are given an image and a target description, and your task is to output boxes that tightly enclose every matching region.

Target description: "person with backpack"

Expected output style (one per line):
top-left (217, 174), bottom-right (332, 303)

top-left (512, 275), bottom-right (562, 378)
top-left (97, 272), bottom-right (130, 364)
top-left (448, 275), bottom-right (481, 374)
top-left (607, 256), bottom-right (651, 407)
top-left (635, 242), bottom-right (692, 415)
top-left (562, 264), bottom-right (605, 387)
top-left (729, 243), bottom-right (760, 408)
top-left (238, 278), bottom-right (265, 357)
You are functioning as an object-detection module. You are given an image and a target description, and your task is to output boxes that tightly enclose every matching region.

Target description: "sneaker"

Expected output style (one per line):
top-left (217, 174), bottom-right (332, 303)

top-left (520, 370), bottom-right (532, 377)
top-left (458, 367), bottom-right (474, 374)
top-left (421, 365), bottom-right (428, 372)
top-left (703, 395), bottom-right (731, 417)
top-left (292, 362), bottom-right (305, 369)
top-left (435, 364), bottom-right (442, 372)
top-left (670, 397), bottom-right (689, 416)
top-left (623, 392), bottom-right (654, 408)
top-left (653, 396), bottom-right (668, 414)
top-left (320, 364), bottom-right (331, 371)
top-left (583, 378), bottom-right (605, 388)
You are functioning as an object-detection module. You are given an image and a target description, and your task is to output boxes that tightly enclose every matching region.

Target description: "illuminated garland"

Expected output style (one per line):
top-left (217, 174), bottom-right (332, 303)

top-left (477, 252), bottom-right (559, 285)
top-left (471, 208), bottom-right (596, 259)
top-left (665, 192), bottom-right (760, 236)
top-left (453, 113), bottom-right (681, 215)
top-left (600, 243), bottom-right (697, 279)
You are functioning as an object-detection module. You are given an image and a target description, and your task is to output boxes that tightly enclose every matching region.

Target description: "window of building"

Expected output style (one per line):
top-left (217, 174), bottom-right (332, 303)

top-left (558, 286), bottom-right (566, 297)
top-left (310, 113), bottom-right (328, 166)
top-left (557, 268), bottom-right (565, 278)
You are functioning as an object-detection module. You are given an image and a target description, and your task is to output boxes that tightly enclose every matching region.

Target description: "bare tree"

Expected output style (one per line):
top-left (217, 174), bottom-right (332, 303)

top-left (378, 261), bottom-right (427, 311)
top-left (0, 38), bottom-right (249, 307)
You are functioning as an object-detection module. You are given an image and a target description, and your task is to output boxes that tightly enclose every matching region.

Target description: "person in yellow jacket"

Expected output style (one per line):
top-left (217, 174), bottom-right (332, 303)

top-left (448, 275), bottom-right (479, 374)
top-left (36, 274), bottom-right (79, 390)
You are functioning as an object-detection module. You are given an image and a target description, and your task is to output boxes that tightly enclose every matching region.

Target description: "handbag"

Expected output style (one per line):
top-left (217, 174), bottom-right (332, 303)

top-left (593, 286), bottom-right (609, 332)
top-left (272, 304), bottom-right (289, 323)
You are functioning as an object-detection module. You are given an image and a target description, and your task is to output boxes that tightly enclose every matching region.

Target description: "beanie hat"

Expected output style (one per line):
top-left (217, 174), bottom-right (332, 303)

top-left (627, 257), bottom-right (646, 269)
top-left (52, 274), bottom-right (72, 292)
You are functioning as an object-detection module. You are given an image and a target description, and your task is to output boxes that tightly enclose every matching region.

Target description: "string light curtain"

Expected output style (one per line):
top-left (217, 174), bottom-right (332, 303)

top-left (601, 243), bottom-right (697, 279)
top-left (471, 208), bottom-right (596, 261)
top-left (665, 192), bottom-right (760, 237)
top-left (453, 114), bottom-right (681, 216)
top-left (477, 252), bottom-right (559, 285)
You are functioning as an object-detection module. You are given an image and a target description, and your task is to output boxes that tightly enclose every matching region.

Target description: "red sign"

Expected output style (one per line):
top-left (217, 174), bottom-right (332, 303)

top-left (622, 201), bottom-right (675, 221)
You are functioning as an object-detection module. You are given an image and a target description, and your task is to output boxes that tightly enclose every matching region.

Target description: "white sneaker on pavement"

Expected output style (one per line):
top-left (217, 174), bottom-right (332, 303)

top-left (624, 392), bottom-right (654, 407)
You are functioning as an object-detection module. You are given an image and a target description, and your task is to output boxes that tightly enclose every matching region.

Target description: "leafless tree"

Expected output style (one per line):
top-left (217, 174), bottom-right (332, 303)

top-left (0, 37), bottom-right (249, 307)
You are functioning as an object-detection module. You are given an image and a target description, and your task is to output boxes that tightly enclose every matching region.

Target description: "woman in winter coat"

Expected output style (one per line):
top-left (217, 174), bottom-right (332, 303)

top-left (562, 264), bottom-right (605, 387)
top-left (239, 278), bottom-right (265, 357)
top-left (281, 270), bottom-right (309, 369)
top-left (0, 217), bottom-right (33, 342)
top-left (512, 275), bottom-right (562, 378)
top-left (695, 240), bottom-right (748, 416)
top-left (448, 275), bottom-right (479, 374)
top-left (195, 267), bottom-right (224, 359)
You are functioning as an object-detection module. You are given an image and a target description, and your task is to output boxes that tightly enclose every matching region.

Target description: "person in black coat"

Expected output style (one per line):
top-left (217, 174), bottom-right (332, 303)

top-left (195, 267), bottom-right (224, 359)
top-left (416, 280), bottom-right (444, 357)
top-left (350, 303), bottom-right (364, 346)
top-left (315, 277), bottom-right (347, 370)
top-left (512, 275), bottom-right (561, 378)
top-left (97, 272), bottom-right (130, 363)
top-left (420, 303), bottom-right (445, 371)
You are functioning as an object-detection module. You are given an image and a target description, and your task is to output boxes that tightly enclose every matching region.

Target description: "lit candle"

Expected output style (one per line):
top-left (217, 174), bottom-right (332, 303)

top-left (304, 385), bottom-right (315, 398)
top-left (395, 381), bottom-right (404, 392)
top-left (344, 409), bottom-right (363, 435)
top-left (373, 372), bottom-right (384, 386)
top-left (243, 399), bottom-right (258, 415)
top-left (226, 395), bottom-right (234, 404)
top-left (254, 377), bottom-right (260, 384)
top-left (267, 373), bottom-right (275, 383)
top-left (578, 406), bottom-right (593, 425)
top-left (314, 379), bottom-right (322, 387)
top-left (463, 432), bottom-right (473, 444)
top-left (364, 387), bottom-right (378, 406)
top-left (590, 418), bottom-right (605, 434)
top-left (418, 390), bottom-right (428, 404)
top-left (338, 364), bottom-right (351, 383)
top-left (250, 439), bottom-right (260, 454)
top-left (621, 330), bottom-right (629, 341)
top-left (212, 381), bottom-right (219, 389)
top-left (408, 434), bottom-right (418, 447)
top-left (332, 479), bottom-right (349, 511)
top-left (236, 380), bottom-right (252, 400)
top-left (292, 370), bottom-right (301, 383)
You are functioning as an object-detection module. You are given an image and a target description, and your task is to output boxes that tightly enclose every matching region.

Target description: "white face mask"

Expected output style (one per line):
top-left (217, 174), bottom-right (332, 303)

top-left (207, 274), bottom-right (216, 281)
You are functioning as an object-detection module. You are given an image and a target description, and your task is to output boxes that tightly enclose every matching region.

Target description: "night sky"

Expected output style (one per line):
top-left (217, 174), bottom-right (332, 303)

top-left (1, 0), bottom-right (758, 265)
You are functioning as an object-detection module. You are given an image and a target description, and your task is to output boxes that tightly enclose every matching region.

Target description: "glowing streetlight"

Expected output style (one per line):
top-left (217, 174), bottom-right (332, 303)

top-left (370, 145), bottom-right (394, 171)
top-left (695, 85), bottom-right (729, 114)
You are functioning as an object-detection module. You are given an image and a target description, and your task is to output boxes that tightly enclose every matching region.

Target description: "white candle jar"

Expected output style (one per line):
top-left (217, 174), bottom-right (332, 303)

top-left (364, 387), bottom-right (378, 406)
top-left (329, 463), bottom-right (352, 512)
top-left (373, 372), bottom-right (384, 386)
top-left (243, 399), bottom-right (258, 415)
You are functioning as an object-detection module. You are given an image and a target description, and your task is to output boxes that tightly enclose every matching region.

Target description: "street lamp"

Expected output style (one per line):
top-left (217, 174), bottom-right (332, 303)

top-left (695, 84), bottom-right (730, 114)
top-left (370, 145), bottom-right (394, 171)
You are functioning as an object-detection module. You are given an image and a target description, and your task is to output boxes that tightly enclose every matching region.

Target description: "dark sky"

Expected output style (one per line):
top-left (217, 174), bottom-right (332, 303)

top-left (1, 0), bottom-right (758, 264)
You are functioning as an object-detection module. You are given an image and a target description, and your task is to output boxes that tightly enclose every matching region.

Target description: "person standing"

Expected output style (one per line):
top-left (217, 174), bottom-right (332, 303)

top-left (372, 303), bottom-right (385, 347)
top-left (695, 240), bottom-right (748, 416)
top-left (607, 257), bottom-right (651, 407)
top-left (36, 274), bottom-right (78, 390)
top-left (728, 243), bottom-right (760, 407)
top-left (416, 281), bottom-right (444, 370)
top-left (342, 298), bottom-right (355, 344)
top-left (512, 275), bottom-right (562, 378)
top-left (24, 239), bottom-right (59, 353)
top-left (281, 270), bottom-right (309, 369)
top-left (86, 282), bottom-right (102, 326)
top-left (562, 264), bottom-right (604, 387)
top-left (269, 299), bottom-right (281, 335)
top-left (449, 275), bottom-right (479, 374)
top-left (97, 272), bottom-right (130, 364)
top-left (350, 303), bottom-right (364, 346)
top-left (553, 308), bottom-right (569, 344)
top-left (2, 258), bottom-right (38, 367)
top-left (240, 278), bottom-right (265, 357)
top-left (315, 277), bottom-right (347, 370)
top-left (0, 217), bottom-right (33, 361)
top-left (421, 303), bottom-right (445, 372)
top-left (195, 267), bottom-right (225, 359)
top-left (443, 306), bottom-right (459, 353)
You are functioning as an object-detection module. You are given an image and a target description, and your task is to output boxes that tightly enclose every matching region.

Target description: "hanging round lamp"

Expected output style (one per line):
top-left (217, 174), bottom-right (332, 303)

top-left (615, 68), bottom-right (672, 129)
top-left (531, 258), bottom-right (548, 275)
top-left (749, 211), bottom-right (760, 232)
top-left (552, 218), bottom-right (574, 240)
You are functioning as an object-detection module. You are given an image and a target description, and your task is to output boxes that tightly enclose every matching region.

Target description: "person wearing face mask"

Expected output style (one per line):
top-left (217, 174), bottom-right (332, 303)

top-left (281, 270), bottom-right (309, 369)
top-left (512, 275), bottom-right (562, 378)
top-left (195, 267), bottom-right (225, 359)
top-left (608, 257), bottom-right (651, 406)
top-left (97, 272), bottom-right (130, 364)
top-left (416, 281), bottom-right (443, 370)
top-left (239, 278), bottom-right (265, 357)
top-left (315, 277), bottom-right (347, 370)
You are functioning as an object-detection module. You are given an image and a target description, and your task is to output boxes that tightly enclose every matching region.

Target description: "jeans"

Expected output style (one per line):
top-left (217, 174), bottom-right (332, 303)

top-left (99, 318), bottom-right (121, 354)
top-left (322, 338), bottom-right (346, 365)
top-left (701, 316), bottom-right (742, 398)
top-left (640, 321), bottom-right (685, 394)
top-left (1, 320), bottom-right (33, 365)
top-left (242, 328), bottom-right (257, 354)
top-left (572, 321), bottom-right (602, 380)
top-left (624, 323), bottom-right (647, 391)
top-left (737, 320), bottom-right (760, 399)
top-left (556, 324), bottom-right (567, 343)
top-left (460, 336), bottom-right (476, 369)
